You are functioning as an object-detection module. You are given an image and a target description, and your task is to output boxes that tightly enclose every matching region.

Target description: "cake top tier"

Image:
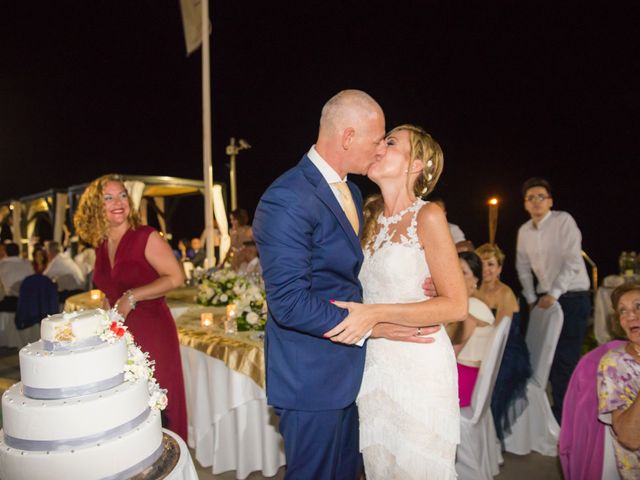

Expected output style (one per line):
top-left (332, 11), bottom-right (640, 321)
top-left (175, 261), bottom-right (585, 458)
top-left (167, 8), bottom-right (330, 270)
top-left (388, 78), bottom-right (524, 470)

top-left (41, 309), bottom-right (108, 343)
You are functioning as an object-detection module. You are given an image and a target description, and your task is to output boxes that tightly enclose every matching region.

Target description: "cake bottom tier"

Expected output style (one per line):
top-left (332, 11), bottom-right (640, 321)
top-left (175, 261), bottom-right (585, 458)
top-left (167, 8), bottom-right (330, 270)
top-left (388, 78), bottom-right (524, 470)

top-left (0, 409), bottom-right (163, 480)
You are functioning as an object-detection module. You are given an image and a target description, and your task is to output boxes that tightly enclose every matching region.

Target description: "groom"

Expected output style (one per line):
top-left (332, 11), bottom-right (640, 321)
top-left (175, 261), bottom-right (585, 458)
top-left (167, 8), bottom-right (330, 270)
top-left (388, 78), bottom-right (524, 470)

top-left (253, 90), bottom-right (434, 479)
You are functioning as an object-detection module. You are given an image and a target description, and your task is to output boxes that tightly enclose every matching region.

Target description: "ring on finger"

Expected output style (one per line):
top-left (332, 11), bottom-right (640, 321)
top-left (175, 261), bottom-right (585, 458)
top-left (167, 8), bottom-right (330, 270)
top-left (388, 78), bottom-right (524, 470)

top-left (417, 327), bottom-right (422, 336)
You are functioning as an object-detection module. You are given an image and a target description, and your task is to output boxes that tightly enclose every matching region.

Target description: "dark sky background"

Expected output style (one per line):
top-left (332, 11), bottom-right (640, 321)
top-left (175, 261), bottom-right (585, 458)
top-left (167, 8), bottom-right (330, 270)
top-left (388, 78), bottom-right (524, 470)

top-left (2, 1), bottom-right (639, 288)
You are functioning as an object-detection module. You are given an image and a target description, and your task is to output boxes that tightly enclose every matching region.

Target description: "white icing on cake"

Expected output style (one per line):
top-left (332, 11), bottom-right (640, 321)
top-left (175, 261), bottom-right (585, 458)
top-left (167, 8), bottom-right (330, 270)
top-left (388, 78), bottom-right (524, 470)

top-left (20, 338), bottom-right (127, 390)
top-left (2, 378), bottom-right (149, 442)
top-left (0, 410), bottom-right (163, 480)
top-left (0, 308), bottom-right (167, 479)
top-left (40, 309), bottom-right (107, 343)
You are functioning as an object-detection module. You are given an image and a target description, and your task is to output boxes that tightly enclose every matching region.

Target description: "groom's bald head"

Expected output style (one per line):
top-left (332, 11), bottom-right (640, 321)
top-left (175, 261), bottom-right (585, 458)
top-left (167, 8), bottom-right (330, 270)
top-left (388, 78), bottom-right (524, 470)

top-left (319, 90), bottom-right (383, 137)
top-left (315, 90), bottom-right (386, 178)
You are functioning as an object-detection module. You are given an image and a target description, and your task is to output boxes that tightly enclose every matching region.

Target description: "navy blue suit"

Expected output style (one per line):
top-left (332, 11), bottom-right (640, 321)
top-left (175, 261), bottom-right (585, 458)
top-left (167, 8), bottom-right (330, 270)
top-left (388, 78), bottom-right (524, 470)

top-left (253, 155), bottom-right (366, 479)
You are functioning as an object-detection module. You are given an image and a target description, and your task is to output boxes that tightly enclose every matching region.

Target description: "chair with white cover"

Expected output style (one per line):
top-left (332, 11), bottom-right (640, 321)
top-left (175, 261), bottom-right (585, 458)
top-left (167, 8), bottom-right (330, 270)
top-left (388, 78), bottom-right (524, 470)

top-left (457, 316), bottom-right (512, 480)
top-left (0, 312), bottom-right (21, 348)
top-left (504, 303), bottom-right (564, 456)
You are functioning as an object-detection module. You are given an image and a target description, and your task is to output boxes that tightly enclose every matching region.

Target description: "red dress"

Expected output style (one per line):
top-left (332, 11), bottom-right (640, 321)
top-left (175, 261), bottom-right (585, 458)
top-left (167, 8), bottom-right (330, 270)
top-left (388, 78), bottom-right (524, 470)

top-left (93, 225), bottom-right (188, 441)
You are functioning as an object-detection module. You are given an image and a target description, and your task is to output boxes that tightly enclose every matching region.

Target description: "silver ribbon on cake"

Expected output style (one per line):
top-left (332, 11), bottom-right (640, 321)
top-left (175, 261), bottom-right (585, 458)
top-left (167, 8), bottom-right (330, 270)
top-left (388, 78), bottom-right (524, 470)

top-left (22, 373), bottom-right (125, 399)
top-left (42, 336), bottom-right (104, 352)
top-left (3, 407), bottom-right (151, 451)
top-left (100, 441), bottom-right (164, 480)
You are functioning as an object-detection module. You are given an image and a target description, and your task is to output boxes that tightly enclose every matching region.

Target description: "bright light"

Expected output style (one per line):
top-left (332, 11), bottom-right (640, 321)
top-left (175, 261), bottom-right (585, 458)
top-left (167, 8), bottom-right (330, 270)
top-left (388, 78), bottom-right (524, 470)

top-left (488, 197), bottom-right (499, 205)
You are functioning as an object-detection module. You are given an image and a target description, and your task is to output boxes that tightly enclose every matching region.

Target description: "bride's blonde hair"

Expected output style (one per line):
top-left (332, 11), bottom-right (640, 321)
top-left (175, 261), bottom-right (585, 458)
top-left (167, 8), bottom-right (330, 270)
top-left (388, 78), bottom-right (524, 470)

top-left (361, 124), bottom-right (444, 247)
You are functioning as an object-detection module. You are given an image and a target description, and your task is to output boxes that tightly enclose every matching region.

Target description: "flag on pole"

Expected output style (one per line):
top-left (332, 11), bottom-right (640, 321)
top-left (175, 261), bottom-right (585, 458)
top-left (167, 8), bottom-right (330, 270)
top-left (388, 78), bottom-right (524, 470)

top-left (179, 0), bottom-right (204, 55)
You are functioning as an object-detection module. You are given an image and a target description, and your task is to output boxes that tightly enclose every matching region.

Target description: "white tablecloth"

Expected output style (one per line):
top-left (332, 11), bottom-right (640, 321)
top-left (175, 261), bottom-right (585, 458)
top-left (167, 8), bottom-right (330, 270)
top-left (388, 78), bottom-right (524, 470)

top-left (164, 428), bottom-right (200, 480)
top-left (179, 346), bottom-right (285, 479)
top-left (172, 302), bottom-right (286, 480)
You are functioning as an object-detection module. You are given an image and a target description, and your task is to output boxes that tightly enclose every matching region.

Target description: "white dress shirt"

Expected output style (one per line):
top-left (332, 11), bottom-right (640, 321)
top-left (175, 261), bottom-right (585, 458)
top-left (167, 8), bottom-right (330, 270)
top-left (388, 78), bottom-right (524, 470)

top-left (74, 248), bottom-right (96, 276)
top-left (239, 257), bottom-right (262, 276)
top-left (308, 145), bottom-right (350, 208)
top-left (516, 210), bottom-right (590, 304)
top-left (44, 254), bottom-right (86, 292)
top-left (307, 146), bottom-right (368, 346)
top-left (0, 257), bottom-right (35, 296)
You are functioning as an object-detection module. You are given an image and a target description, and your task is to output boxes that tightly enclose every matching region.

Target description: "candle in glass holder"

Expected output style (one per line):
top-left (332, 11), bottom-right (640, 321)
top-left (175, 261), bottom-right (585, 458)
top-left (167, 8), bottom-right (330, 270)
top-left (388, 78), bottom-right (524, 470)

top-left (225, 304), bottom-right (238, 334)
top-left (90, 289), bottom-right (102, 301)
top-left (200, 312), bottom-right (213, 327)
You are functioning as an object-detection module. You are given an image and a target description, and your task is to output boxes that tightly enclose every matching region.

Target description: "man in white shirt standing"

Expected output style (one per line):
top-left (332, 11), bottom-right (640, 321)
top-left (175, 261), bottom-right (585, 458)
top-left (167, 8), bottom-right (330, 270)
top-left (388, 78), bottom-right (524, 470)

top-left (43, 241), bottom-right (86, 302)
top-left (0, 243), bottom-right (35, 311)
top-left (516, 177), bottom-right (591, 423)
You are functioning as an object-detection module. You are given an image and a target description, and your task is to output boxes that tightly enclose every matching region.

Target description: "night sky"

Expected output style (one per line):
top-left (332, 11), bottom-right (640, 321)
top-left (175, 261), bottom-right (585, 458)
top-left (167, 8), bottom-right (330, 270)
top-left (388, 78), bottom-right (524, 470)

top-left (2, 2), bottom-right (639, 287)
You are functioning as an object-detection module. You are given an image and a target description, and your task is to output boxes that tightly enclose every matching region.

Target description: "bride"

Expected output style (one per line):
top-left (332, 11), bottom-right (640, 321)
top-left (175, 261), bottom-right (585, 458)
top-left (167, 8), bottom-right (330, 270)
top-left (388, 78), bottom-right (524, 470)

top-left (325, 124), bottom-right (467, 479)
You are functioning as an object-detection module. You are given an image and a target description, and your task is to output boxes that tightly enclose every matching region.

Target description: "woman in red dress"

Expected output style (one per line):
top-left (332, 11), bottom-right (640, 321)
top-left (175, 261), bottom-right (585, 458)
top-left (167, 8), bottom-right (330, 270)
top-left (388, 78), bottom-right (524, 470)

top-left (74, 174), bottom-right (188, 441)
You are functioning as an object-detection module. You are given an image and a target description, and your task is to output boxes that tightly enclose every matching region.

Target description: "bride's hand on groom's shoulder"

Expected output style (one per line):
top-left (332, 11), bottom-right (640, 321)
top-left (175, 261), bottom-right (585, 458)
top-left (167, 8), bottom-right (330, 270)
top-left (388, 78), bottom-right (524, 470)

top-left (323, 300), bottom-right (376, 345)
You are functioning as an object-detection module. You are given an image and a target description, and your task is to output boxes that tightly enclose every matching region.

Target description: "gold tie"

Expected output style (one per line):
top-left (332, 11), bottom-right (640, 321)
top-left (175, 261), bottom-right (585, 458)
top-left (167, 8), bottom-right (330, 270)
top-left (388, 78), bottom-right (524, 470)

top-left (332, 182), bottom-right (359, 234)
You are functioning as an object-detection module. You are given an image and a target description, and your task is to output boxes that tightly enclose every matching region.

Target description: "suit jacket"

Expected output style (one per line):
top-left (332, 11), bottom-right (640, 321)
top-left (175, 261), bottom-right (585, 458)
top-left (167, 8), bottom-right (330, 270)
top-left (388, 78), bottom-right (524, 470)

top-left (253, 155), bottom-right (366, 411)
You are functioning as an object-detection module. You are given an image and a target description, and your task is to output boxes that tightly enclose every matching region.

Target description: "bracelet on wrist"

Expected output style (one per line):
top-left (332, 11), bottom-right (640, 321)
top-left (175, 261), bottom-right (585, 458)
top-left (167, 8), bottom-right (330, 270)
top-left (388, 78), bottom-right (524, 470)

top-left (124, 289), bottom-right (137, 310)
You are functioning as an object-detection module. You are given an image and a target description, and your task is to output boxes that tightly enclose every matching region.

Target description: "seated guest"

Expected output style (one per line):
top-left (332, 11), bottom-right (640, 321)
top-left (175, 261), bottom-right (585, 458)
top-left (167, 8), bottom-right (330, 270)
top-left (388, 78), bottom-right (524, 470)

top-left (448, 251), bottom-right (496, 407)
top-left (43, 241), bottom-right (85, 302)
top-left (598, 282), bottom-right (640, 479)
top-left (559, 339), bottom-right (625, 480)
top-left (455, 239), bottom-right (476, 253)
top-left (474, 242), bottom-right (532, 441)
top-left (32, 246), bottom-right (48, 274)
top-left (74, 240), bottom-right (96, 277)
top-left (173, 238), bottom-right (193, 262)
top-left (431, 197), bottom-right (467, 244)
top-left (0, 243), bottom-right (35, 311)
top-left (229, 208), bottom-right (253, 255)
top-left (235, 240), bottom-right (262, 277)
top-left (190, 237), bottom-right (206, 268)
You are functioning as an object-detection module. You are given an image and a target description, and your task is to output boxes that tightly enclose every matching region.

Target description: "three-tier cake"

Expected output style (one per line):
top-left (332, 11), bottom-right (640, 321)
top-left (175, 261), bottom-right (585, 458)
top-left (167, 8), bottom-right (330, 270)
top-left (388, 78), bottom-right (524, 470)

top-left (0, 309), bottom-right (168, 480)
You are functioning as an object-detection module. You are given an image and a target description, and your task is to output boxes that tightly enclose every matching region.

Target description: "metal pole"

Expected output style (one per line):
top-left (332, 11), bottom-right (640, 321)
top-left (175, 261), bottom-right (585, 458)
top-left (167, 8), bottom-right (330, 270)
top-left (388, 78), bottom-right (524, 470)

top-left (229, 137), bottom-right (238, 211)
top-left (201, 0), bottom-right (215, 268)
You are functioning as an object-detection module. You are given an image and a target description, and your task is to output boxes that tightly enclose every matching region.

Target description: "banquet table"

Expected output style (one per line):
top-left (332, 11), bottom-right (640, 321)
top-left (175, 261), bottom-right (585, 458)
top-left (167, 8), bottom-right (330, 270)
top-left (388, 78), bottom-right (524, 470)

top-left (172, 306), bottom-right (285, 480)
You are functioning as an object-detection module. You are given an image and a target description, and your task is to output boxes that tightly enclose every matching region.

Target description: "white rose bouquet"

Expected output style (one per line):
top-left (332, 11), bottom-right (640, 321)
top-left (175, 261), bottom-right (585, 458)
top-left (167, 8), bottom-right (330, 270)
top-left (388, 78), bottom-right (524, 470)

top-left (235, 281), bottom-right (268, 332)
top-left (196, 267), bottom-right (249, 306)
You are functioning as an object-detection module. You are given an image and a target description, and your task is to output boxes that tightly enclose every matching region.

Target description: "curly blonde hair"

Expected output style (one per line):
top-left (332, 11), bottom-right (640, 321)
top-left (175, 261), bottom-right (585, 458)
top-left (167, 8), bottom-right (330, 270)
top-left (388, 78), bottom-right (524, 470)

top-left (361, 124), bottom-right (444, 246)
top-left (73, 174), bottom-right (141, 247)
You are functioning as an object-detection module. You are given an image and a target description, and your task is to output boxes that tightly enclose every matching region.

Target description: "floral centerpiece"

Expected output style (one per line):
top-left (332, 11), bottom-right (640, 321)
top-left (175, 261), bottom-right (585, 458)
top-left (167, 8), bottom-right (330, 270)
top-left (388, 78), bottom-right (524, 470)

top-left (99, 309), bottom-right (168, 410)
top-left (196, 267), bottom-right (268, 331)
top-left (234, 280), bottom-right (268, 332)
top-left (196, 267), bottom-right (248, 306)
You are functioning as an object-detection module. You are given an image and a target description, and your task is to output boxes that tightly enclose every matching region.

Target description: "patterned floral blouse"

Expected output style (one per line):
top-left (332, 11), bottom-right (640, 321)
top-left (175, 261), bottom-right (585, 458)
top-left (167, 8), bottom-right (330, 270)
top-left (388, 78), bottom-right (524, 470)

top-left (598, 344), bottom-right (640, 479)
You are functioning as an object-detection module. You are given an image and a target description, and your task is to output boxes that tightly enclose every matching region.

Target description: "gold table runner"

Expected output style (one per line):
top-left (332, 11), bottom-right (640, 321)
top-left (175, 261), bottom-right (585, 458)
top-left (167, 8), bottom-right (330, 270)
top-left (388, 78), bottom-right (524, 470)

top-left (175, 306), bottom-right (265, 389)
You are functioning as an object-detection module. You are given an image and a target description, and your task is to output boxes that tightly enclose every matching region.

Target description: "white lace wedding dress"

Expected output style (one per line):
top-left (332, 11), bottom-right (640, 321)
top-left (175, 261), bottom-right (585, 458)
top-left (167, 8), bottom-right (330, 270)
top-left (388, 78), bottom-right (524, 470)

top-left (357, 199), bottom-right (460, 479)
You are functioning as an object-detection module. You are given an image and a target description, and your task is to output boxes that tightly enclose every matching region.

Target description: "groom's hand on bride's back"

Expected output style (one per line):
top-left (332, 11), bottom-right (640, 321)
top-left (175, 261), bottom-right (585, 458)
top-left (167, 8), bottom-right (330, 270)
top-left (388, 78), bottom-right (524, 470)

top-left (372, 324), bottom-right (440, 343)
top-left (422, 276), bottom-right (437, 298)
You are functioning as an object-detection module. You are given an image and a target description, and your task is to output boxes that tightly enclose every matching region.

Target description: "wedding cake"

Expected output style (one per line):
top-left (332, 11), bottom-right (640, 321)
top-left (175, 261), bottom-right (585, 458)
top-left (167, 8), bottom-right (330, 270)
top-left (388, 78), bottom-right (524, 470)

top-left (0, 309), bottom-right (168, 480)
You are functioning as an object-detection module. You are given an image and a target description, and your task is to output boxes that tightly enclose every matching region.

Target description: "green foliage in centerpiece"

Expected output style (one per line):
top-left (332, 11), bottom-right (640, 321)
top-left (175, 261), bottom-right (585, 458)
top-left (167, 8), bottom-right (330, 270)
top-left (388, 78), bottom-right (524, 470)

top-left (196, 267), bottom-right (267, 331)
